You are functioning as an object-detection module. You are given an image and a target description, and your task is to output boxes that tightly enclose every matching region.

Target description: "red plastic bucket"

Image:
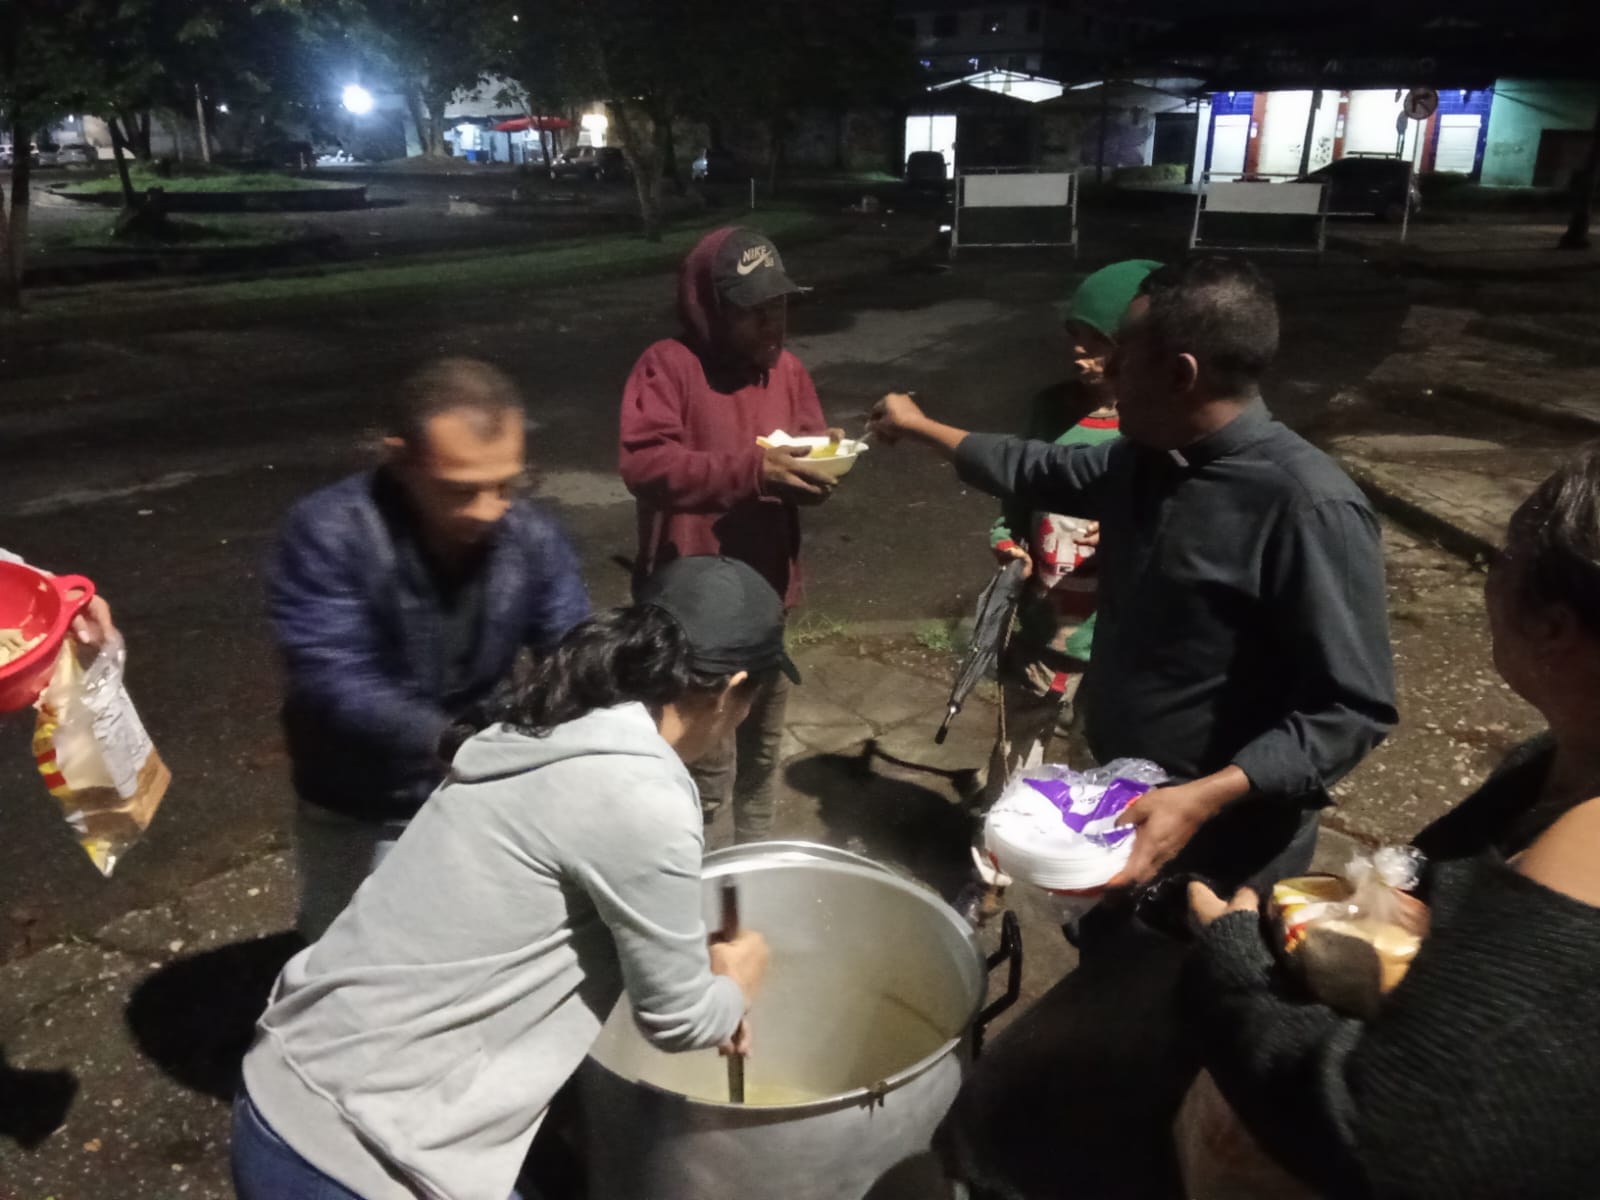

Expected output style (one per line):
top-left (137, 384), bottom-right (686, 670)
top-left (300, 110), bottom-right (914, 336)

top-left (0, 561), bottom-right (96, 712)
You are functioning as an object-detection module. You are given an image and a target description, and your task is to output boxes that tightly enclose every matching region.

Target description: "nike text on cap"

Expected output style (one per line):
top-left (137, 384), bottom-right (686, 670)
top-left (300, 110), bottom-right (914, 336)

top-left (638, 555), bottom-right (801, 685)
top-left (712, 228), bottom-right (804, 309)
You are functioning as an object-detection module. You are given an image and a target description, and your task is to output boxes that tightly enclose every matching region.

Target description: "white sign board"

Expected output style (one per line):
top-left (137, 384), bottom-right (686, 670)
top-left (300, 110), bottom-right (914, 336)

top-left (962, 172), bottom-right (1074, 208)
top-left (1204, 181), bottom-right (1325, 215)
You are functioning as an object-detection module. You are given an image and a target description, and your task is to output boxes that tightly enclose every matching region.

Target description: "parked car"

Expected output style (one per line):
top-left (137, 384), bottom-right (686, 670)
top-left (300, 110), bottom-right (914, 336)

top-left (0, 142), bottom-right (39, 168)
top-left (904, 150), bottom-right (950, 196)
top-left (1300, 155), bottom-right (1421, 222)
top-left (49, 142), bottom-right (99, 167)
top-left (551, 144), bottom-right (629, 182)
top-left (692, 146), bottom-right (743, 183)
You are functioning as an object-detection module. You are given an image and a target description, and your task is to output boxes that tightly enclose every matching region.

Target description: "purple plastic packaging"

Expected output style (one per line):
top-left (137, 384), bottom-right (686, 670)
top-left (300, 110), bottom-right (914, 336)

top-left (1025, 773), bottom-right (1152, 848)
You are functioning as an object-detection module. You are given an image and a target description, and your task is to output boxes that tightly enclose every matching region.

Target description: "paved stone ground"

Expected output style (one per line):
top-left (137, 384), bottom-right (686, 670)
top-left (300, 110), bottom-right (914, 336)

top-left (1320, 279), bottom-right (1600, 561)
top-left (0, 556), bottom-right (1526, 1200)
top-left (0, 210), bottom-right (1580, 1199)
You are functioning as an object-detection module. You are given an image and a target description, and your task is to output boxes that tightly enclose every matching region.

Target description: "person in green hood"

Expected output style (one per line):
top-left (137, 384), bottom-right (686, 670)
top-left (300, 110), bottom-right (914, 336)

top-left (980, 259), bottom-right (1162, 808)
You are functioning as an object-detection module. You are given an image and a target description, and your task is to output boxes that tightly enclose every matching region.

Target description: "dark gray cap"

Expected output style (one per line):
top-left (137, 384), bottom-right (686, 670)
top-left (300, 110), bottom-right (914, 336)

top-left (638, 555), bottom-right (800, 683)
top-left (713, 228), bottom-right (804, 309)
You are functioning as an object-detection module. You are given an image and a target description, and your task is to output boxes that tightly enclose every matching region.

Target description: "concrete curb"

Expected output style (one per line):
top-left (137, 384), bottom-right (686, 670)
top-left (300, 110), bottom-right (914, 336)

top-left (1338, 456), bottom-right (1500, 565)
top-left (1432, 383), bottom-right (1600, 438)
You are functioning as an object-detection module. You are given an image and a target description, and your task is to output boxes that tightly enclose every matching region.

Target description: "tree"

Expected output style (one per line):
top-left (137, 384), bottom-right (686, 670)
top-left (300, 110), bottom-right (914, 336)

top-left (491, 12), bottom-right (576, 176)
top-left (508, 0), bottom-right (708, 240)
top-left (0, 0), bottom-right (103, 308)
top-left (361, 0), bottom-right (499, 157)
top-left (508, 0), bottom-right (913, 239)
top-left (700, 0), bottom-right (915, 192)
top-left (1, 0), bottom-right (324, 305)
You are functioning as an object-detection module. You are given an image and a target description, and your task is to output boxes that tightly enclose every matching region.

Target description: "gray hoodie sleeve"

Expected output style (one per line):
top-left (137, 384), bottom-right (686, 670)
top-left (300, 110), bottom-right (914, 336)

top-left (573, 775), bottom-right (744, 1053)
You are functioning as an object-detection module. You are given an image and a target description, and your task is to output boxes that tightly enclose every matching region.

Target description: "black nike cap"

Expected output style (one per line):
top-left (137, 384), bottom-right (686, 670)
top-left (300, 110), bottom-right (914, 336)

top-left (638, 555), bottom-right (801, 684)
top-left (712, 228), bottom-right (804, 310)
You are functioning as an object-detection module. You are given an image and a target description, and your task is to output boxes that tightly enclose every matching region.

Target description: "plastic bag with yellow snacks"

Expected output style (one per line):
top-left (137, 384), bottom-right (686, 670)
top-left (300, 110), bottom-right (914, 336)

top-left (32, 633), bottom-right (168, 875)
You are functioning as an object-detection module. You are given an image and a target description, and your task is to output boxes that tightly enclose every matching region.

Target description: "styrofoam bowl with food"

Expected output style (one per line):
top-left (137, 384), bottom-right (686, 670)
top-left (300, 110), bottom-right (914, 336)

top-left (758, 431), bottom-right (868, 479)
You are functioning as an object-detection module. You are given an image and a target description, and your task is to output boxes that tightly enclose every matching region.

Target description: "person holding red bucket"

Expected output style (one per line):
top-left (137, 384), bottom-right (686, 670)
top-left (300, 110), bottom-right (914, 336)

top-left (0, 546), bottom-right (116, 711)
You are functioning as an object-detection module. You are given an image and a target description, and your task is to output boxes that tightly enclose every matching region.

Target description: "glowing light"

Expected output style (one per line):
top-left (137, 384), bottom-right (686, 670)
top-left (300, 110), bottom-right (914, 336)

top-left (580, 113), bottom-right (608, 132)
top-left (342, 84), bottom-right (374, 115)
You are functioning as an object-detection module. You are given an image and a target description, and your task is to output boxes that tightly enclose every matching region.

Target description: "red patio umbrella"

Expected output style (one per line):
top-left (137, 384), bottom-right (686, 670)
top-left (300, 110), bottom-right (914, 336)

top-left (491, 115), bottom-right (572, 133)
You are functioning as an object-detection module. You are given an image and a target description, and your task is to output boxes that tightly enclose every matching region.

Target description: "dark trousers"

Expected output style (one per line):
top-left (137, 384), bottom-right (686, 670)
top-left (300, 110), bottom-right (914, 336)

top-left (940, 813), bottom-right (1320, 1199)
top-left (232, 1090), bottom-right (523, 1200)
top-left (689, 670), bottom-right (791, 843)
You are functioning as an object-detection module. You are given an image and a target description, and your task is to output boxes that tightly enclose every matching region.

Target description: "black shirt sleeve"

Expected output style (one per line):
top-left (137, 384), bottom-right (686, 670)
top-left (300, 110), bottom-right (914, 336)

top-left (953, 432), bottom-right (1115, 521)
top-left (1231, 499), bottom-right (1398, 803)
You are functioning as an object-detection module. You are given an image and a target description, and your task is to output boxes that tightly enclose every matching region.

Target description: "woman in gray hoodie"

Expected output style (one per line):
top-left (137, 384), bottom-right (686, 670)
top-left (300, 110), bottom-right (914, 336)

top-left (232, 556), bottom-right (782, 1200)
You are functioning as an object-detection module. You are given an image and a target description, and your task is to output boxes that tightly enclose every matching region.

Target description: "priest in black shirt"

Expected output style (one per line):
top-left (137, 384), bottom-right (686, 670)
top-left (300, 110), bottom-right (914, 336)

top-left (884, 257), bottom-right (1400, 1197)
top-left (870, 256), bottom-right (1397, 905)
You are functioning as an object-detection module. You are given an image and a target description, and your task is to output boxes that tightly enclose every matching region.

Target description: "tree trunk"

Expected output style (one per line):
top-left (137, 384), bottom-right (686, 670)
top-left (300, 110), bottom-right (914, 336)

top-left (108, 113), bottom-right (139, 210)
top-left (402, 91), bottom-right (430, 157)
top-left (193, 83), bottom-right (212, 165)
top-left (114, 108), bottom-right (153, 160)
top-left (419, 89), bottom-right (451, 158)
top-left (5, 117), bottom-right (33, 305)
top-left (1559, 95), bottom-right (1600, 250)
top-left (834, 110), bottom-right (849, 171)
top-left (0, 172), bottom-right (13, 311)
top-left (612, 102), bottom-right (664, 241)
top-left (662, 120), bottom-right (684, 196)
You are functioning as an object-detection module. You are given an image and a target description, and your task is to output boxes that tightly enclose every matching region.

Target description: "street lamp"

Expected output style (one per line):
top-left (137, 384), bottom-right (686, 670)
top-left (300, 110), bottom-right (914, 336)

top-left (342, 84), bottom-right (375, 115)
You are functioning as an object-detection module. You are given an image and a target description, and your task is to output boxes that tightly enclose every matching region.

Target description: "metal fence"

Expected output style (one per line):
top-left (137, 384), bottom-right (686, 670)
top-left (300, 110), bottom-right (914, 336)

top-left (1190, 172), bottom-right (1329, 256)
top-left (952, 168), bottom-right (1078, 258)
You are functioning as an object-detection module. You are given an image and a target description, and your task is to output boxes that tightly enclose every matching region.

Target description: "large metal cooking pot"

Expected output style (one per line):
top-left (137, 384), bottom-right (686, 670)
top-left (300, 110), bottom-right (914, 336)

top-left (580, 842), bottom-right (1022, 1200)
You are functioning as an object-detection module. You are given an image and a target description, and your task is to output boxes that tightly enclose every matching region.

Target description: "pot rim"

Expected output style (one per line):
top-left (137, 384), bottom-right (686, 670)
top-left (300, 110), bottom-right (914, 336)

top-left (589, 848), bottom-right (987, 1113)
top-left (584, 1029), bottom-right (966, 1114)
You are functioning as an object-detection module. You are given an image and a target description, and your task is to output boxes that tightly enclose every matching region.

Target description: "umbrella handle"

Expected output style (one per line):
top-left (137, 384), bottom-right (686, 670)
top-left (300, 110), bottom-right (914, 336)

top-left (935, 705), bottom-right (957, 745)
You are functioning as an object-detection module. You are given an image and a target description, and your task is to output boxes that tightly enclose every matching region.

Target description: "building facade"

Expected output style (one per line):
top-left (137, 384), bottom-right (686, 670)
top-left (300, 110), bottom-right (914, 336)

top-left (893, 0), bottom-right (1159, 80)
top-left (1481, 79), bottom-right (1600, 189)
top-left (1199, 83), bottom-right (1579, 187)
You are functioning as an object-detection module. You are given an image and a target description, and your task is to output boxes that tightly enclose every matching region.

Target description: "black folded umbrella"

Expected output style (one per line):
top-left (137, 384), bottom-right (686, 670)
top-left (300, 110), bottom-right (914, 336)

top-left (935, 558), bottom-right (1027, 744)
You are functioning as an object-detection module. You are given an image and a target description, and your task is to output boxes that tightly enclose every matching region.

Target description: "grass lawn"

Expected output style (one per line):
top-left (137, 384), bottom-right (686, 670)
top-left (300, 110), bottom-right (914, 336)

top-left (42, 216), bottom-right (319, 252)
top-left (56, 166), bottom-right (351, 195)
top-left (21, 206), bottom-right (832, 321)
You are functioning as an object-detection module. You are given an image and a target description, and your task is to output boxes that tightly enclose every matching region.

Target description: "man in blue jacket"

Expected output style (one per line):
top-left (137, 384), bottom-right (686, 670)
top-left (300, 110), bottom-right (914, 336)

top-left (269, 358), bottom-right (589, 938)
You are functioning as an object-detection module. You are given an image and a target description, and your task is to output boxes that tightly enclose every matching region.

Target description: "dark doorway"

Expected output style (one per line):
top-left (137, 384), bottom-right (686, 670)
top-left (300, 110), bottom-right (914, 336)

top-left (1533, 128), bottom-right (1593, 189)
top-left (1153, 112), bottom-right (1198, 181)
top-left (956, 114), bottom-right (1033, 168)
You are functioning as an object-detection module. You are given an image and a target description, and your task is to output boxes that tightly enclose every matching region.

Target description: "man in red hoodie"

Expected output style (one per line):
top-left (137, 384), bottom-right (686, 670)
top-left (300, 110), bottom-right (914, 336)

top-left (620, 227), bottom-right (840, 842)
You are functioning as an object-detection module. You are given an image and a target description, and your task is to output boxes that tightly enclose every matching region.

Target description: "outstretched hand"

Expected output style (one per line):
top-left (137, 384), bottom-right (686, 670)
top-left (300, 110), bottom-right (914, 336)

top-left (1188, 882), bottom-right (1260, 928)
top-left (866, 392), bottom-right (927, 445)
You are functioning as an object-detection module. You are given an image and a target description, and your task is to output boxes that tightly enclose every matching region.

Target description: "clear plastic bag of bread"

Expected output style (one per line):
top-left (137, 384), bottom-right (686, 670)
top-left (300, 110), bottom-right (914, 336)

top-left (1271, 845), bottom-right (1431, 1020)
top-left (32, 633), bottom-right (169, 876)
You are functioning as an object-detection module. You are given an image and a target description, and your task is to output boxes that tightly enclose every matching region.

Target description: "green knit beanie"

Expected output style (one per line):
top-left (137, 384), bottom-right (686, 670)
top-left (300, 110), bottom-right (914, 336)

top-left (1058, 259), bottom-right (1164, 341)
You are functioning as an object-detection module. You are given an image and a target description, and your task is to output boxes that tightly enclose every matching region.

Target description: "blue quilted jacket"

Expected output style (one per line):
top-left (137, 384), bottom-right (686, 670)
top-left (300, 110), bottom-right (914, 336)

top-left (268, 471), bottom-right (590, 820)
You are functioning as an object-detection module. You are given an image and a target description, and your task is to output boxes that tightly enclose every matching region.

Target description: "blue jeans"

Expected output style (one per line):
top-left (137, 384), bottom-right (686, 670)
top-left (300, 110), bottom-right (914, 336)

top-left (232, 1091), bottom-right (528, 1200)
top-left (231, 1091), bottom-right (367, 1200)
